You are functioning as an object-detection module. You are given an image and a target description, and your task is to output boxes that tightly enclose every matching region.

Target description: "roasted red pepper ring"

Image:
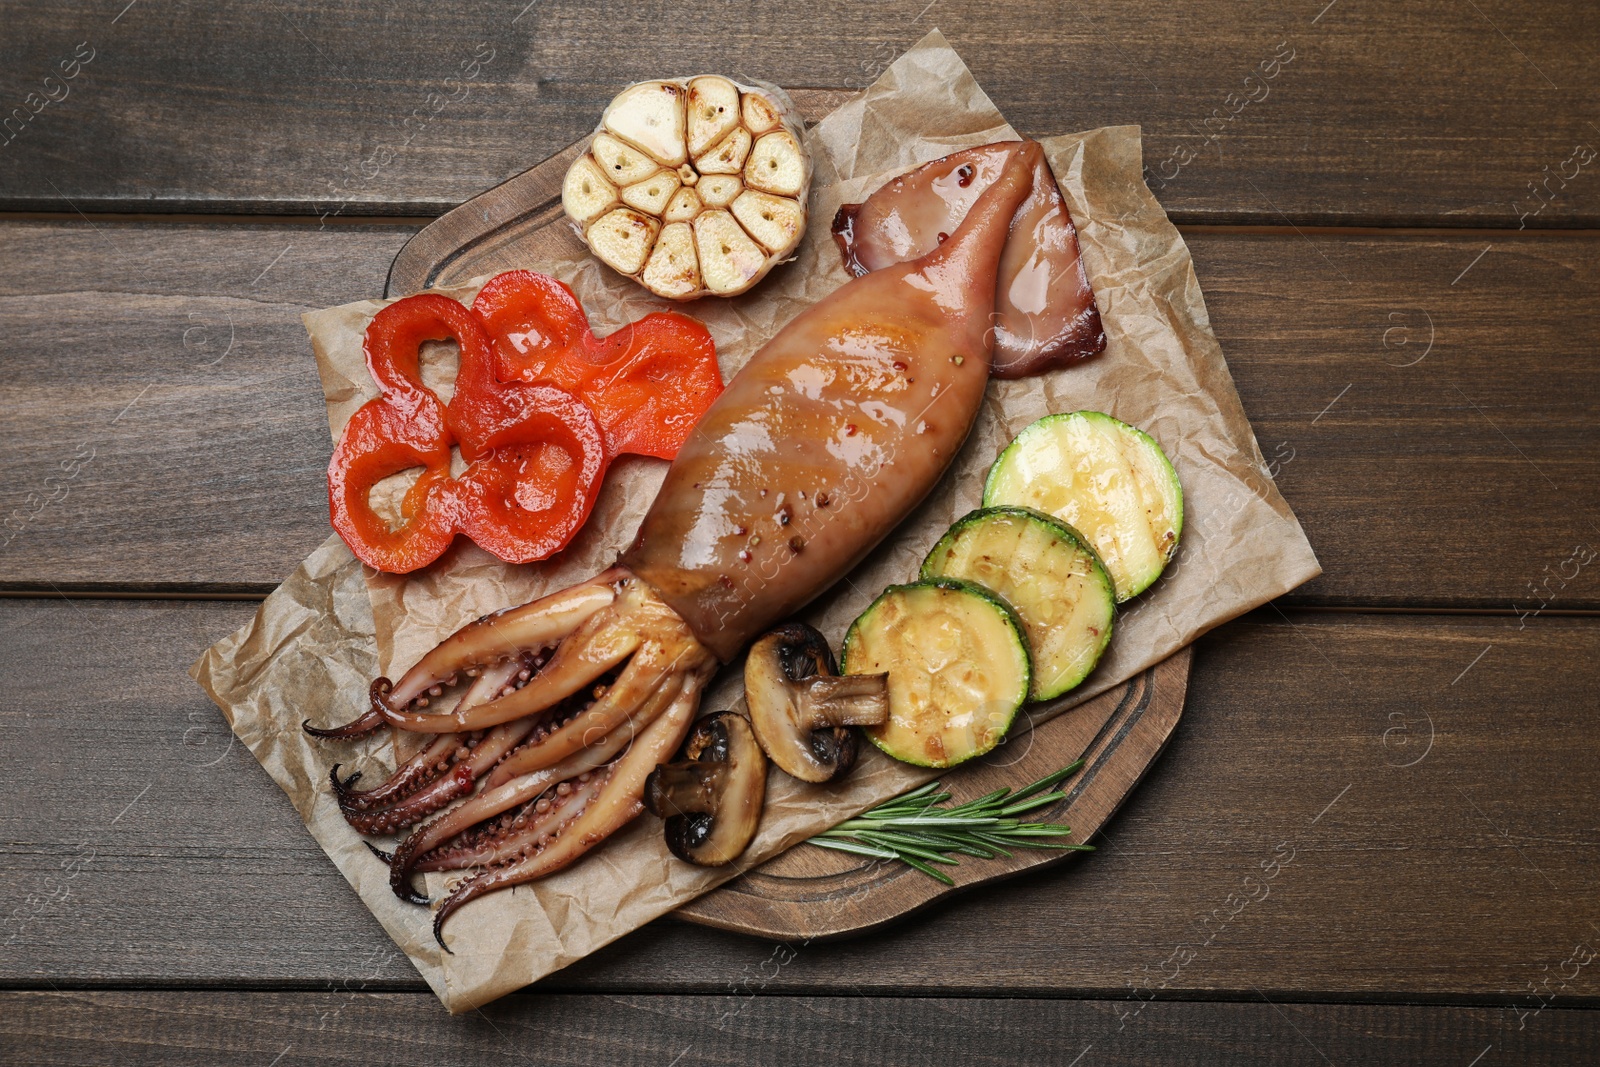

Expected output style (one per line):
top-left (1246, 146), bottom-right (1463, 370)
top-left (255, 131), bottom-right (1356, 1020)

top-left (328, 272), bottom-right (724, 573)
top-left (445, 287), bottom-right (609, 563)
top-left (327, 295), bottom-right (462, 573)
top-left (329, 293), bottom-right (609, 572)
top-left (472, 270), bottom-right (723, 460)
top-left (451, 354), bottom-right (608, 564)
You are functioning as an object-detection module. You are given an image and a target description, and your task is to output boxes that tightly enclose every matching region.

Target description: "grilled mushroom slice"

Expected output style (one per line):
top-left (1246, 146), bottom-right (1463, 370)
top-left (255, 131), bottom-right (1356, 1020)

top-left (744, 623), bottom-right (888, 784)
top-left (645, 711), bottom-right (766, 866)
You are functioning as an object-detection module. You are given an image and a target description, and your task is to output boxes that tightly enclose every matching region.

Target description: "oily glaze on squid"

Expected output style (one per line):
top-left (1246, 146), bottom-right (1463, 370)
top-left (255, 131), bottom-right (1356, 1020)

top-left (832, 141), bottom-right (1105, 379)
top-left (626, 140), bottom-right (1048, 660)
top-left (305, 141), bottom-right (1051, 948)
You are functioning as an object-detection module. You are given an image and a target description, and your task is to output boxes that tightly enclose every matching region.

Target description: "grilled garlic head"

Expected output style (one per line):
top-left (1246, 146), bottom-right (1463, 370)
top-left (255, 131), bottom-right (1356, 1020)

top-left (562, 76), bottom-right (812, 300)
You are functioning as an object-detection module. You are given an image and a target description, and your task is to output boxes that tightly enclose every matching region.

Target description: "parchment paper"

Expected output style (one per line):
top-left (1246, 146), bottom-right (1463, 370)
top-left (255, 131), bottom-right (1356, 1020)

top-left (192, 30), bottom-right (1320, 1013)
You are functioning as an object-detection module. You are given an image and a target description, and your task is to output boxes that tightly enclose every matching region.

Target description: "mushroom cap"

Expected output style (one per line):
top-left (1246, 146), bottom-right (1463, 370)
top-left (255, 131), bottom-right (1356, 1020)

top-left (645, 711), bottom-right (766, 866)
top-left (745, 623), bottom-right (887, 784)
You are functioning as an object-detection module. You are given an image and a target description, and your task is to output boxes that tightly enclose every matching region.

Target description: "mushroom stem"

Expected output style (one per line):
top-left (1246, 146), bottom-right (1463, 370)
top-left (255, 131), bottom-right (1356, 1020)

top-left (796, 673), bottom-right (889, 728)
top-left (645, 761), bottom-right (727, 817)
top-left (644, 711), bottom-right (766, 867)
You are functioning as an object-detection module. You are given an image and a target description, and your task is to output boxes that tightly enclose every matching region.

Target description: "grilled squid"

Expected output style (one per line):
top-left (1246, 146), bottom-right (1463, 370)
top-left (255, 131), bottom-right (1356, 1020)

top-left (832, 141), bottom-right (1105, 378)
top-left (307, 140), bottom-right (1076, 948)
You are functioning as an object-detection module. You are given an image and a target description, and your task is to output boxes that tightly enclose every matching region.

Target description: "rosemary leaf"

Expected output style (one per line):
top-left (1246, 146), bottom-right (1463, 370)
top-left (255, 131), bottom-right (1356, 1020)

top-left (810, 837), bottom-right (899, 860)
top-left (901, 855), bottom-right (956, 885)
top-left (998, 791), bottom-right (1071, 817)
top-left (809, 760), bottom-right (1092, 883)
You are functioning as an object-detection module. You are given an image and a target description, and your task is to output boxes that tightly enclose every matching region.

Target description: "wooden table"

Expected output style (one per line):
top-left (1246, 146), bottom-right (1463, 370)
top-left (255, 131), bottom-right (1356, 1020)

top-left (3, 2), bottom-right (1597, 1062)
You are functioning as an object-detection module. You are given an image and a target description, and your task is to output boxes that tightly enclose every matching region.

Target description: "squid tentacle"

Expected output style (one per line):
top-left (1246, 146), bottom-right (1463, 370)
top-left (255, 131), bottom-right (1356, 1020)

top-left (306, 650), bottom-right (520, 743)
top-left (484, 663), bottom-right (672, 790)
top-left (372, 588), bottom-right (651, 734)
top-left (470, 636), bottom-right (683, 783)
top-left (330, 732), bottom-right (462, 813)
top-left (344, 762), bottom-right (479, 838)
top-left (432, 667), bottom-right (710, 949)
top-left (414, 770), bottom-right (611, 874)
top-left (387, 674), bottom-right (686, 903)
top-left (311, 575), bottom-right (616, 741)
top-left (301, 681), bottom-right (391, 740)
top-left (339, 679), bottom-right (598, 838)
top-left (332, 655), bottom-right (529, 820)
top-left (384, 573), bottom-right (623, 707)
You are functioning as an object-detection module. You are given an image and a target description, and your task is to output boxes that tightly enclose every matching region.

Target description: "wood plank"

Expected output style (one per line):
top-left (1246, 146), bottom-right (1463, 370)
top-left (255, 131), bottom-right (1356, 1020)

top-left (0, 222), bottom-right (411, 593)
top-left (3, 598), bottom-right (1596, 1003)
top-left (3, 991), bottom-right (1595, 1065)
top-left (4, 222), bottom-right (1597, 610)
top-left (1193, 231), bottom-right (1600, 611)
top-left (0, 2), bottom-right (1595, 225)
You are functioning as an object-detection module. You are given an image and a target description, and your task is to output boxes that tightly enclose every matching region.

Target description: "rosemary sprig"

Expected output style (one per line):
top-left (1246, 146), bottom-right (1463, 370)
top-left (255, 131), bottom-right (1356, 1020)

top-left (809, 761), bottom-right (1093, 885)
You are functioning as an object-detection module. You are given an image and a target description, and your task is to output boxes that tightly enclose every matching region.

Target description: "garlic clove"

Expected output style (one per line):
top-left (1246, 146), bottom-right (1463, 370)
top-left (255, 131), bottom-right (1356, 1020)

top-left (602, 81), bottom-right (687, 167)
top-left (695, 127), bottom-right (753, 175)
top-left (562, 156), bottom-right (619, 225)
top-left (731, 189), bottom-right (805, 254)
top-left (641, 222), bottom-right (702, 299)
top-left (694, 210), bottom-right (767, 295)
top-left (741, 91), bottom-right (782, 135)
top-left (592, 132), bottom-right (661, 186)
top-left (588, 207), bottom-right (661, 276)
top-left (686, 76), bottom-right (742, 157)
top-left (662, 186), bottom-right (703, 223)
top-left (745, 130), bottom-right (806, 196)
top-left (620, 169), bottom-right (682, 216)
top-left (697, 174), bottom-right (743, 208)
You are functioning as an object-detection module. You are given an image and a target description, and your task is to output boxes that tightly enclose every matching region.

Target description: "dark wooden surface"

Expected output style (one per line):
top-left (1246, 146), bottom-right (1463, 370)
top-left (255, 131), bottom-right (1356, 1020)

top-left (1, 1), bottom-right (1597, 227)
top-left (5, 992), bottom-right (1597, 1066)
top-left (3, 0), bottom-right (1598, 1060)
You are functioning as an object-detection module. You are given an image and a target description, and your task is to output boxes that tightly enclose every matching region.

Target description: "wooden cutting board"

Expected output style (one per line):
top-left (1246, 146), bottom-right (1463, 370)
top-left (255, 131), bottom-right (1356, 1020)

top-left (385, 94), bottom-right (1194, 940)
top-left (675, 649), bottom-right (1191, 939)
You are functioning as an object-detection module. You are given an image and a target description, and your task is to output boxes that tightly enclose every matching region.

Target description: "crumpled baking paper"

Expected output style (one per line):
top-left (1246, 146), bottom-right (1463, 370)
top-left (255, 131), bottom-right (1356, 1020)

top-left (192, 29), bottom-right (1320, 1013)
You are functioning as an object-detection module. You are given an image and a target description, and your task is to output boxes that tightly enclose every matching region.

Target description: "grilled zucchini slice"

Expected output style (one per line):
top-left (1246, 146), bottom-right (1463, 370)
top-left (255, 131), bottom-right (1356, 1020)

top-left (983, 411), bottom-right (1182, 601)
top-left (840, 579), bottom-right (1030, 769)
top-left (922, 507), bottom-right (1115, 701)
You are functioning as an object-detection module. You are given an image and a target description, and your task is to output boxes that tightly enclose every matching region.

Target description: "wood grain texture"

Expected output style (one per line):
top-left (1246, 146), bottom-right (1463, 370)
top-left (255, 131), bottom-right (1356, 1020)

top-left (4, 223), bottom-right (1597, 611)
top-left (3, 599), bottom-right (1595, 1003)
top-left (1, 1), bottom-right (1596, 226)
top-left (3, 0), bottom-right (1595, 1049)
top-left (0, 221), bottom-right (410, 592)
top-left (3, 991), bottom-right (1595, 1066)
top-left (1193, 231), bottom-right (1600, 611)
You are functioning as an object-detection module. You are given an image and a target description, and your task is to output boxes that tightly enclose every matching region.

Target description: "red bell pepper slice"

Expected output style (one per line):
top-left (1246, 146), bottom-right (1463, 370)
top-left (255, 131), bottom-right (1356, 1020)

top-left (327, 295), bottom-right (462, 574)
top-left (471, 270), bottom-right (723, 460)
top-left (327, 293), bottom-right (607, 573)
top-left (328, 271), bottom-right (723, 574)
top-left (450, 341), bottom-right (608, 564)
